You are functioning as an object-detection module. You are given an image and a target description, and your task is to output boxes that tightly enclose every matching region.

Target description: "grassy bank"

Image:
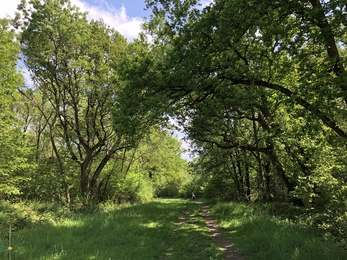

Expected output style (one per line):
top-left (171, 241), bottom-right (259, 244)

top-left (1, 199), bottom-right (346, 259)
top-left (0, 199), bottom-right (221, 260)
top-left (209, 202), bottom-right (346, 260)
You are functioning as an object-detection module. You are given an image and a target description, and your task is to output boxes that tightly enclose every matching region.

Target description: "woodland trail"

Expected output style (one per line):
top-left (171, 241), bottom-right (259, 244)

top-left (199, 203), bottom-right (246, 260)
top-left (164, 201), bottom-right (246, 260)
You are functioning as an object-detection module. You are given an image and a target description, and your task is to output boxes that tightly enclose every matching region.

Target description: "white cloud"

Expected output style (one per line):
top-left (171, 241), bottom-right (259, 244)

top-left (0, 1), bottom-right (20, 19)
top-left (0, 0), bottom-right (143, 88)
top-left (71, 0), bottom-right (143, 41)
top-left (0, 0), bottom-right (144, 41)
top-left (200, 0), bottom-right (214, 8)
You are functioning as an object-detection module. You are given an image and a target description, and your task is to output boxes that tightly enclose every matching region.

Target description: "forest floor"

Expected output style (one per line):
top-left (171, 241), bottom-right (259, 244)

top-left (2, 199), bottom-right (346, 259)
top-left (168, 201), bottom-right (246, 260)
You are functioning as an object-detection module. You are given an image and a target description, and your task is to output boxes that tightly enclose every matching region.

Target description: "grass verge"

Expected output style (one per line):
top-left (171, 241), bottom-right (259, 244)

top-left (0, 199), bottom-right (220, 260)
top-left (209, 202), bottom-right (347, 260)
top-left (2, 199), bottom-right (345, 259)
top-left (163, 202), bottom-right (223, 260)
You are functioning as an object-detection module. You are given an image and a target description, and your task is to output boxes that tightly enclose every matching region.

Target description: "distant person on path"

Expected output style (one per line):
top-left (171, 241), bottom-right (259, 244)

top-left (192, 193), bottom-right (195, 201)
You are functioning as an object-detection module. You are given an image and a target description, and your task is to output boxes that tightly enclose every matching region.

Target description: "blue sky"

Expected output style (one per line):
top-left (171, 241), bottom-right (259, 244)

top-left (0, 0), bottom-right (204, 160)
top-left (84, 0), bottom-right (151, 18)
top-left (1, 0), bottom-right (211, 41)
top-left (0, 0), bottom-right (153, 41)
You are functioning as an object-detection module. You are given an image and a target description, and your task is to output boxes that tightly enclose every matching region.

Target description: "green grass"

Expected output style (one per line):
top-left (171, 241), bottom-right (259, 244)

top-left (209, 202), bottom-right (347, 260)
top-left (163, 203), bottom-right (222, 260)
top-left (1, 199), bottom-right (346, 259)
top-left (0, 199), bottom-right (220, 260)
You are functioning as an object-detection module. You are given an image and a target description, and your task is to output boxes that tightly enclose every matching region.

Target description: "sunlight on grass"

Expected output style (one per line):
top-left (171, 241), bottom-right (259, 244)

top-left (1, 199), bottom-right (211, 260)
top-left (165, 204), bottom-right (223, 260)
top-left (182, 222), bottom-right (206, 230)
top-left (53, 218), bottom-right (85, 228)
top-left (141, 221), bottom-right (163, 228)
top-left (209, 202), bottom-right (347, 260)
top-left (220, 219), bottom-right (242, 228)
top-left (2, 199), bottom-right (346, 260)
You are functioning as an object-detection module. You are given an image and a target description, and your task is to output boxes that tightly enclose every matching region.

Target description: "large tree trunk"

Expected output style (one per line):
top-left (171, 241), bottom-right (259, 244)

top-left (79, 148), bottom-right (120, 201)
top-left (80, 160), bottom-right (92, 200)
top-left (244, 163), bottom-right (251, 201)
top-left (252, 115), bottom-right (267, 199)
top-left (50, 119), bottom-right (71, 204)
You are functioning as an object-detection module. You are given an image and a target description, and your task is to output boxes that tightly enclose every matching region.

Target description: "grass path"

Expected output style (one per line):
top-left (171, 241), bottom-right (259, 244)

top-left (1, 199), bottom-right (231, 259)
top-left (161, 210), bottom-right (190, 258)
top-left (1, 199), bottom-right (346, 259)
top-left (161, 201), bottom-right (246, 260)
top-left (209, 202), bottom-right (347, 260)
top-left (160, 201), bottom-right (223, 259)
top-left (163, 201), bottom-right (347, 260)
top-left (199, 203), bottom-right (245, 260)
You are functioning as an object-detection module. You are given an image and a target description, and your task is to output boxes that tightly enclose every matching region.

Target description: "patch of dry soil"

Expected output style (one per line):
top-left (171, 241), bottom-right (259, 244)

top-left (164, 204), bottom-right (246, 260)
top-left (162, 210), bottom-right (190, 258)
top-left (200, 204), bottom-right (246, 260)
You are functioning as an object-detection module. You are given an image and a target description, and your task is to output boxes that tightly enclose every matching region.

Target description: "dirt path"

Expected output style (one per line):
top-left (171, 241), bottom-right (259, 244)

top-left (164, 202), bottom-right (246, 260)
top-left (162, 210), bottom-right (190, 258)
top-left (200, 203), bottom-right (246, 260)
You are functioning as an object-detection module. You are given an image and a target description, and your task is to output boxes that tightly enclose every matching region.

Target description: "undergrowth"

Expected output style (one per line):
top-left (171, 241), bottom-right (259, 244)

top-left (0, 199), bottom-right (221, 259)
top-left (209, 201), bottom-right (347, 260)
top-left (2, 199), bottom-right (346, 259)
top-left (261, 202), bottom-right (347, 248)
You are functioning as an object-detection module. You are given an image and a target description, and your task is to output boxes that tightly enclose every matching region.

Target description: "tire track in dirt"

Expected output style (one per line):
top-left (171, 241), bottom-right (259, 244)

top-left (163, 203), bottom-right (246, 260)
top-left (162, 210), bottom-right (190, 258)
top-left (199, 203), bottom-right (246, 260)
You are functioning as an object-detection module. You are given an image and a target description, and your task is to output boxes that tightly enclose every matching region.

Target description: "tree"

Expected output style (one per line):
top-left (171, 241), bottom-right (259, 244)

top-left (136, 126), bottom-right (188, 197)
top-left (119, 0), bottom-right (347, 206)
top-left (89, 127), bottom-right (188, 202)
top-left (0, 18), bottom-right (30, 199)
top-left (16, 0), bottom-right (129, 202)
top-left (146, 0), bottom-right (347, 137)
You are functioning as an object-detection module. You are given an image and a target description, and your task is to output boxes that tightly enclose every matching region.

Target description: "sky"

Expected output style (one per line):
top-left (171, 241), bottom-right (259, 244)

top-left (0, 0), bottom-right (204, 160)
top-left (0, 0), bottom-right (212, 41)
top-left (0, 0), bottom-right (152, 41)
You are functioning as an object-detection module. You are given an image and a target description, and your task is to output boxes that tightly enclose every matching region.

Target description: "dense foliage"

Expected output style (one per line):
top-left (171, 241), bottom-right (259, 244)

top-left (1, 0), bottom-right (347, 244)
top-left (0, 0), bottom-right (188, 205)
top-left (0, 18), bottom-right (29, 199)
top-left (133, 0), bottom-right (347, 204)
top-left (117, 0), bottom-right (347, 242)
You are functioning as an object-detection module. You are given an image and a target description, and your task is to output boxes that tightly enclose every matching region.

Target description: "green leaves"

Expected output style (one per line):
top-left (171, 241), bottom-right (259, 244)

top-left (0, 19), bottom-right (22, 100)
top-left (0, 18), bottom-right (32, 199)
top-left (17, 0), bottom-right (130, 201)
top-left (133, 0), bottom-right (347, 210)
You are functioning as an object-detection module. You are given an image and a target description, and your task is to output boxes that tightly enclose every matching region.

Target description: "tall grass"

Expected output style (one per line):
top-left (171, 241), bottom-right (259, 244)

top-left (209, 202), bottom-right (347, 260)
top-left (1, 199), bottom-right (179, 259)
top-left (163, 203), bottom-right (223, 259)
top-left (0, 199), bottom-right (220, 260)
top-left (1, 199), bottom-right (346, 259)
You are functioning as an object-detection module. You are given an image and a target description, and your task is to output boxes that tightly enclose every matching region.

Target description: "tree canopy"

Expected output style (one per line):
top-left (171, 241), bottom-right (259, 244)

top-left (1, 0), bottom-right (347, 248)
top-left (3, 0), bottom-right (189, 204)
top-left (2, 0), bottom-right (347, 227)
top-left (114, 0), bottom-right (347, 208)
top-left (0, 18), bottom-right (28, 199)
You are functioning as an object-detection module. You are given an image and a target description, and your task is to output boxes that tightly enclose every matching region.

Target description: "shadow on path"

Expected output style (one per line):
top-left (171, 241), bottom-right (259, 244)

top-left (164, 201), bottom-right (246, 260)
top-left (199, 203), bottom-right (246, 260)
